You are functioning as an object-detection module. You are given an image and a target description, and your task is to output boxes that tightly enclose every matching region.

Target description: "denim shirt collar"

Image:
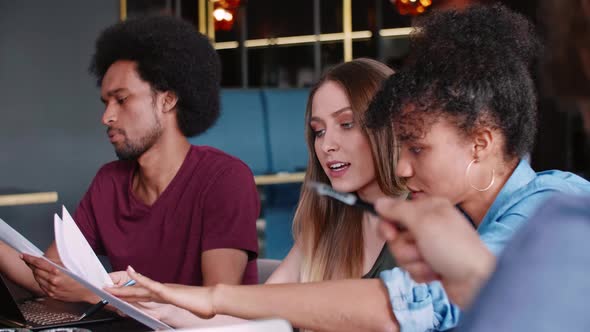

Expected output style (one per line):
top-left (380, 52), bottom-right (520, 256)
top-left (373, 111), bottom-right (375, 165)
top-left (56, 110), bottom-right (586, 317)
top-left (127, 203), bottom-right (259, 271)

top-left (477, 159), bottom-right (536, 229)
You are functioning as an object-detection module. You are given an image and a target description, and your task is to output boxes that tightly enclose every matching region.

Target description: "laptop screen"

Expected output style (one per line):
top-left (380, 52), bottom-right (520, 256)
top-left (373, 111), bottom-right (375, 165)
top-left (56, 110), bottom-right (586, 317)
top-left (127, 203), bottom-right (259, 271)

top-left (0, 273), bottom-right (28, 324)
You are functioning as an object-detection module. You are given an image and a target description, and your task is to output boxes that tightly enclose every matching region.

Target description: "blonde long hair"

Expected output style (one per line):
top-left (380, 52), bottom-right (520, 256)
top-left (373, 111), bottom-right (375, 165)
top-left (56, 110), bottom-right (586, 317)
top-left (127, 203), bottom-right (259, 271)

top-left (294, 58), bottom-right (405, 282)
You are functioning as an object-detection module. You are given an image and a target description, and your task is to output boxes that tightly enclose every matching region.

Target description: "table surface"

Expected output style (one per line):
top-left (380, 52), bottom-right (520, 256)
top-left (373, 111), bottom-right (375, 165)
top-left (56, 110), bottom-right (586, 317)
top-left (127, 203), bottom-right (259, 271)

top-left (254, 172), bottom-right (305, 185)
top-left (80, 317), bottom-right (153, 332)
top-left (0, 188), bottom-right (58, 207)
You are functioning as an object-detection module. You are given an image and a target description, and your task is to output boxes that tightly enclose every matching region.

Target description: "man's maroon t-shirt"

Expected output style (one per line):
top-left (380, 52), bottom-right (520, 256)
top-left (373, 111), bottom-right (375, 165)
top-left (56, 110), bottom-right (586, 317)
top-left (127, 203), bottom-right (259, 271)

top-left (73, 145), bottom-right (259, 285)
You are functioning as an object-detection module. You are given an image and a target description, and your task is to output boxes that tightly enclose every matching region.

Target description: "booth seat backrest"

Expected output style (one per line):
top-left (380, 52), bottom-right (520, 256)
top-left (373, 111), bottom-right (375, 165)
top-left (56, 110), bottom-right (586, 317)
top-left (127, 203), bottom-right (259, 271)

top-left (262, 89), bottom-right (309, 174)
top-left (188, 88), bottom-right (309, 176)
top-left (188, 89), bottom-right (270, 175)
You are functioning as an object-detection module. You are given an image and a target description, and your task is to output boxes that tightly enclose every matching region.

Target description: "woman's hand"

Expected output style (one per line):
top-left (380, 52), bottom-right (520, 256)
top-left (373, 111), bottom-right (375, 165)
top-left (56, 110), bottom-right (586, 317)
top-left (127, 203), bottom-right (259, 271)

top-left (109, 270), bottom-right (133, 286)
top-left (375, 196), bottom-right (496, 308)
top-left (105, 266), bottom-right (217, 319)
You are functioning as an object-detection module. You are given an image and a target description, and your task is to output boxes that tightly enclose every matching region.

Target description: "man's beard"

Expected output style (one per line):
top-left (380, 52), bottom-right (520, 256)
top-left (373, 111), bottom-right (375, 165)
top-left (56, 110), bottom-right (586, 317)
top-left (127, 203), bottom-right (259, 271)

top-left (113, 122), bottom-right (163, 161)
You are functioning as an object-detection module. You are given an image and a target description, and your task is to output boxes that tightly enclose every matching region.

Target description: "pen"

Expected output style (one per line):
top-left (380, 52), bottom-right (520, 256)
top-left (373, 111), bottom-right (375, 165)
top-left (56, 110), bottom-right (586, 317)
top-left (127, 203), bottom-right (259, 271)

top-left (78, 279), bottom-right (136, 321)
top-left (307, 181), bottom-right (406, 230)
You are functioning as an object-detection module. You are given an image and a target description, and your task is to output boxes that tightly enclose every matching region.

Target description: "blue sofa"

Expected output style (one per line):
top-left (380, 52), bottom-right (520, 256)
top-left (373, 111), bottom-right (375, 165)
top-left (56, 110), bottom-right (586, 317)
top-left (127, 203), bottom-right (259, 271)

top-left (188, 89), bottom-right (310, 259)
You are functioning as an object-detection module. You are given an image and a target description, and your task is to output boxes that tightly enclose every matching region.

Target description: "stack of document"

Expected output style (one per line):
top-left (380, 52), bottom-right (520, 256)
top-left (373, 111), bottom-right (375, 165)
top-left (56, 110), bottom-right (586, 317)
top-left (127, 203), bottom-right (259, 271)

top-left (0, 207), bottom-right (171, 330)
top-left (53, 207), bottom-right (112, 289)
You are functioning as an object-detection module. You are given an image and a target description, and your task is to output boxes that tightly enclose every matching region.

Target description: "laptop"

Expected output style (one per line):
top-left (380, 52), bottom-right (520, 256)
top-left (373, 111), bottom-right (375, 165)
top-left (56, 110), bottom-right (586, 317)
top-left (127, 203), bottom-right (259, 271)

top-left (0, 273), bottom-right (116, 330)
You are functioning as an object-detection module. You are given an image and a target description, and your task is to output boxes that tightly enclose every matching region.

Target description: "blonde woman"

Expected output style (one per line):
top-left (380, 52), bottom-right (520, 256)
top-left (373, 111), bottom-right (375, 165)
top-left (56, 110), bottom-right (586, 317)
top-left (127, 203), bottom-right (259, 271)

top-left (270, 57), bottom-right (405, 285)
top-left (107, 58), bottom-right (406, 330)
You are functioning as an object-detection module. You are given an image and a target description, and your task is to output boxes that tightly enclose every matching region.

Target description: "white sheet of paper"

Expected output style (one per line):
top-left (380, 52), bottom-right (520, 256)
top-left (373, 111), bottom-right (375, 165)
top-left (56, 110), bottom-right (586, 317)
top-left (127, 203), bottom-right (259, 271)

top-left (54, 206), bottom-right (112, 288)
top-left (0, 218), bottom-right (44, 256)
top-left (0, 214), bottom-right (169, 330)
top-left (175, 319), bottom-right (292, 332)
top-left (45, 260), bottom-right (172, 331)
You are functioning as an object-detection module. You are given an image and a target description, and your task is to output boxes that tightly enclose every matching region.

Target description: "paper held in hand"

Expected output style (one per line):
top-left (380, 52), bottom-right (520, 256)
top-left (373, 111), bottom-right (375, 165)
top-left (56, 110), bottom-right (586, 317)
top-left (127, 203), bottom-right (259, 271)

top-left (0, 207), bottom-right (172, 330)
top-left (53, 206), bottom-right (112, 289)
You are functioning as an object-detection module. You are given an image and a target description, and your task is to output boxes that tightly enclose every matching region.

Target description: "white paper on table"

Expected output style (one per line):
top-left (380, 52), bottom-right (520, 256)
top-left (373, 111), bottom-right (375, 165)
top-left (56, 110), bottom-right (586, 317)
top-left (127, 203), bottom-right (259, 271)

top-left (54, 206), bottom-right (113, 288)
top-left (0, 218), bottom-right (44, 256)
top-left (45, 259), bottom-right (172, 331)
top-left (175, 319), bottom-right (293, 332)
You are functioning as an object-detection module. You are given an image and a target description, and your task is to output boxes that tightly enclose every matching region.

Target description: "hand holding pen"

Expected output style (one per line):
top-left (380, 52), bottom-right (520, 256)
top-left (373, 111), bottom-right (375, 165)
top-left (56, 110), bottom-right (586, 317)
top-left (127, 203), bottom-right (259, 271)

top-left (79, 279), bottom-right (136, 320)
top-left (307, 181), bottom-right (407, 231)
top-left (374, 195), bottom-right (495, 308)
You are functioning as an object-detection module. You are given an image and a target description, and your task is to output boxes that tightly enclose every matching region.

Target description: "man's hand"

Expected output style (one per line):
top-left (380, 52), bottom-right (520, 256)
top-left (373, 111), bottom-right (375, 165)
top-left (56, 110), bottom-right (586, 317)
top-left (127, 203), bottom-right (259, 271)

top-left (375, 196), bottom-right (496, 308)
top-left (21, 254), bottom-right (98, 303)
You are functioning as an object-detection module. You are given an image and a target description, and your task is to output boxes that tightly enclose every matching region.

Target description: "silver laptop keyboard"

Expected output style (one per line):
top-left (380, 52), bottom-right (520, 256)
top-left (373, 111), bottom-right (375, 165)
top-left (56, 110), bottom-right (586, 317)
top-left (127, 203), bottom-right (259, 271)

top-left (19, 301), bottom-right (79, 325)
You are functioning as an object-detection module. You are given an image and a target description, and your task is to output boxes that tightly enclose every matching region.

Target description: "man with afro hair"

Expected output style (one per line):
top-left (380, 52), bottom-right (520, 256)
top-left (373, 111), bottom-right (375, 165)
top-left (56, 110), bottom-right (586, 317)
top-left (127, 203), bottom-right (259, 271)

top-left (0, 15), bottom-right (260, 304)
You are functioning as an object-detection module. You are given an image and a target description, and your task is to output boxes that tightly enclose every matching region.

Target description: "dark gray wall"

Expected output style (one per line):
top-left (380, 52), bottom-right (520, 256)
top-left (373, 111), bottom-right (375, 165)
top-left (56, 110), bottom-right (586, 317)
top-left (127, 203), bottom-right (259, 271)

top-left (0, 1), bottom-right (119, 249)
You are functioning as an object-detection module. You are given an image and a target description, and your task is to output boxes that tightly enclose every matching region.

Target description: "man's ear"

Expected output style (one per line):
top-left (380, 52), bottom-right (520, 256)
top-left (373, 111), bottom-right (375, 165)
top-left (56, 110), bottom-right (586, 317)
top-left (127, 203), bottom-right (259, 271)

top-left (162, 91), bottom-right (178, 113)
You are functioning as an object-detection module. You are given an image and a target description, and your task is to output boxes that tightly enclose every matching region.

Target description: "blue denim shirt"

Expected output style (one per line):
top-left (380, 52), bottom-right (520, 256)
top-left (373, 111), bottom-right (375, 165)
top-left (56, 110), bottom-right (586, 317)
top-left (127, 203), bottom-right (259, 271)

top-left (380, 160), bottom-right (590, 332)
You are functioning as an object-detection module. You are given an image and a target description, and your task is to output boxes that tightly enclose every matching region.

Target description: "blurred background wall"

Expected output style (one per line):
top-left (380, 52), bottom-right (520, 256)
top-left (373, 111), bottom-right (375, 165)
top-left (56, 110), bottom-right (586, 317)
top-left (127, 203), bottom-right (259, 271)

top-left (0, 0), bottom-right (118, 249)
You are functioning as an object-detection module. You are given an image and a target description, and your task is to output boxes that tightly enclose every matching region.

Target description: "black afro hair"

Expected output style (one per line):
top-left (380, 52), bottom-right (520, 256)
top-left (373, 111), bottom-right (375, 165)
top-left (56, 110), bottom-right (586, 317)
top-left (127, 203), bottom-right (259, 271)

top-left (366, 4), bottom-right (541, 159)
top-left (89, 15), bottom-right (221, 137)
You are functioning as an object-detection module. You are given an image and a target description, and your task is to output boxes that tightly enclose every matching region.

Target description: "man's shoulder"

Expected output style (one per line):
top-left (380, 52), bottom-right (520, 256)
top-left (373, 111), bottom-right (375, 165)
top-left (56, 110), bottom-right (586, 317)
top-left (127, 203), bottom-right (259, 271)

top-left (534, 194), bottom-right (590, 222)
top-left (95, 159), bottom-right (134, 178)
top-left (511, 194), bottom-right (590, 240)
top-left (79, 160), bottom-right (133, 209)
top-left (463, 194), bottom-right (590, 332)
top-left (188, 145), bottom-right (253, 176)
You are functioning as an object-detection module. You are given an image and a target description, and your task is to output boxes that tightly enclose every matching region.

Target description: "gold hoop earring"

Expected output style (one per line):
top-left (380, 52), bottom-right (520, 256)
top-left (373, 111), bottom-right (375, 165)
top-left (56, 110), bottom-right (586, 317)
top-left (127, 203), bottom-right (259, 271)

top-left (465, 159), bottom-right (495, 192)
